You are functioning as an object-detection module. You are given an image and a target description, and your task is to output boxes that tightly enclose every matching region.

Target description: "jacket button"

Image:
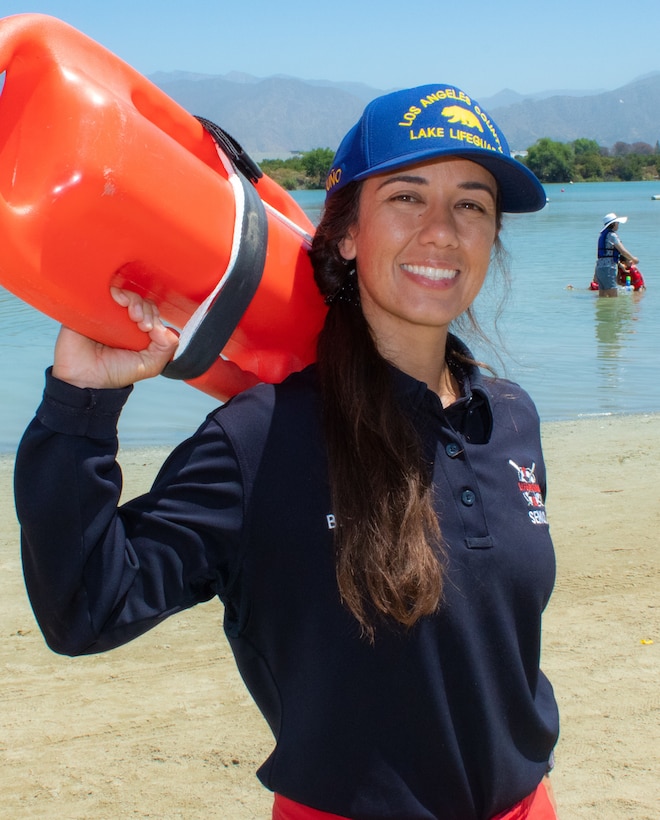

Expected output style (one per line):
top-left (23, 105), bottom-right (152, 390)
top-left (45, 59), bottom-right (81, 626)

top-left (445, 442), bottom-right (461, 457)
top-left (461, 489), bottom-right (476, 506)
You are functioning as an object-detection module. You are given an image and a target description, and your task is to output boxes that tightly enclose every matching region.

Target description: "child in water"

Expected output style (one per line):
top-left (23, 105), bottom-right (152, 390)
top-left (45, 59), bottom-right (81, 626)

top-left (588, 260), bottom-right (646, 291)
top-left (617, 258), bottom-right (646, 291)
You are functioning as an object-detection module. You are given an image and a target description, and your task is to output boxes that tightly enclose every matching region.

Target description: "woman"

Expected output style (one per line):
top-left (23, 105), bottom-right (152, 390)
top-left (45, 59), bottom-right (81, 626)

top-left (594, 212), bottom-right (639, 297)
top-left (15, 84), bottom-right (559, 820)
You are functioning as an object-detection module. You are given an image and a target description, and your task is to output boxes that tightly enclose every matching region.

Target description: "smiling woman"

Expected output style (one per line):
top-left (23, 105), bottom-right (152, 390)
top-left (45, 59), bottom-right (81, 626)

top-left (16, 84), bottom-right (557, 820)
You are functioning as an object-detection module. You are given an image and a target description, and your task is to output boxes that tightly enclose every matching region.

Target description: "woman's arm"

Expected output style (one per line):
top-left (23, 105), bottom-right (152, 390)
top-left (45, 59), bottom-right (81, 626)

top-left (14, 290), bottom-right (243, 656)
top-left (612, 238), bottom-right (638, 264)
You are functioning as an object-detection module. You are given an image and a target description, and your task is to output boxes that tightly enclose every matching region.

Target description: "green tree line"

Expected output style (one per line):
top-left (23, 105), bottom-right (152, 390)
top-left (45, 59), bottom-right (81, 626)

top-left (260, 140), bottom-right (660, 190)
top-left (260, 148), bottom-right (335, 190)
top-left (522, 138), bottom-right (660, 183)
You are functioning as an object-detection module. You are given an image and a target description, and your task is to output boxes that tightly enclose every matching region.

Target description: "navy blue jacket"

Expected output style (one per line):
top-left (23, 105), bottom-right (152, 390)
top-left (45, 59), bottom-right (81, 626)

top-left (15, 343), bottom-right (559, 820)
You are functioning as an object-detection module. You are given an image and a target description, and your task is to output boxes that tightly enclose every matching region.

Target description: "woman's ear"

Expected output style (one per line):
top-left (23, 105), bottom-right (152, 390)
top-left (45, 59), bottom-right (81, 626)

top-left (338, 228), bottom-right (357, 261)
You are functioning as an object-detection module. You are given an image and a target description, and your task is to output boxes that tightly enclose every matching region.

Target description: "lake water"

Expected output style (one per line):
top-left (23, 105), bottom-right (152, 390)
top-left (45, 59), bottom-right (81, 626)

top-left (1, 180), bottom-right (659, 453)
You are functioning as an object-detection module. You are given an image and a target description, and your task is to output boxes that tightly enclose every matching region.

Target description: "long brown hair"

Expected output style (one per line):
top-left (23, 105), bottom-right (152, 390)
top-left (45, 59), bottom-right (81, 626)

top-left (310, 179), bottom-right (504, 640)
top-left (309, 182), bottom-right (441, 640)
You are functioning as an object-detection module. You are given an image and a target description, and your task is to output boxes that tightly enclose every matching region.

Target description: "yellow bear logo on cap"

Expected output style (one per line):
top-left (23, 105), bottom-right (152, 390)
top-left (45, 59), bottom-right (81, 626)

top-left (441, 105), bottom-right (483, 132)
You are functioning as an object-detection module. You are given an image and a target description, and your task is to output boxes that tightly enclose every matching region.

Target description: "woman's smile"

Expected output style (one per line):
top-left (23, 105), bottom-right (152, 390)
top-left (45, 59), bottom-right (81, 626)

top-left (400, 263), bottom-right (459, 283)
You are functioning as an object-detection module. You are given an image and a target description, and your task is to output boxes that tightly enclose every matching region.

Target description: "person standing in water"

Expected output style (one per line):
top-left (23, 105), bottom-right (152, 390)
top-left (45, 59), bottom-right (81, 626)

top-left (594, 212), bottom-right (639, 296)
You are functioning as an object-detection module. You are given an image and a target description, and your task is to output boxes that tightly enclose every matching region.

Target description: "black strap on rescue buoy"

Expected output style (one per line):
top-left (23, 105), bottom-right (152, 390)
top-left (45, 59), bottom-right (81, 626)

top-left (162, 119), bottom-right (267, 381)
top-left (196, 116), bottom-right (263, 184)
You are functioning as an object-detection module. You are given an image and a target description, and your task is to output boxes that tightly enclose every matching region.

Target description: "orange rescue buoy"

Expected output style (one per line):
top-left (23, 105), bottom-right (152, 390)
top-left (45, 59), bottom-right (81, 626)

top-left (0, 13), bottom-right (327, 401)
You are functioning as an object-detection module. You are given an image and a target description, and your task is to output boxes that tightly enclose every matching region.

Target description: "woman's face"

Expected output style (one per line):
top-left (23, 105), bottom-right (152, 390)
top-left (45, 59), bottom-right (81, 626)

top-left (339, 157), bottom-right (499, 347)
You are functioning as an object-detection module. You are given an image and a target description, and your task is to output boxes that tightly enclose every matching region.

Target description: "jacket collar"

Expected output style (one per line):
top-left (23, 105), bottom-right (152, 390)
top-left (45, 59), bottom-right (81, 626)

top-left (388, 333), bottom-right (494, 444)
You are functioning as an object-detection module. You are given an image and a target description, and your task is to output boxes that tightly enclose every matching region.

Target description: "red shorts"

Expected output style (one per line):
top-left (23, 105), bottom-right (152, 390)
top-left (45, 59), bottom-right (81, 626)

top-left (272, 779), bottom-right (557, 820)
top-left (491, 778), bottom-right (556, 820)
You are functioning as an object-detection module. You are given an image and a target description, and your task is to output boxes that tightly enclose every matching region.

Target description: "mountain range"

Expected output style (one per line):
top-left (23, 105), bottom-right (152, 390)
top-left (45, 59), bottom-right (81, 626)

top-left (149, 71), bottom-right (660, 159)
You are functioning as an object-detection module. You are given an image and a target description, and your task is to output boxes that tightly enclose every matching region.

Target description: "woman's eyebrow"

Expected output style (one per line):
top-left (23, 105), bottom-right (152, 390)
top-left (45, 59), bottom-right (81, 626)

top-left (376, 174), bottom-right (428, 190)
top-left (376, 175), bottom-right (496, 200)
top-left (459, 180), bottom-right (497, 198)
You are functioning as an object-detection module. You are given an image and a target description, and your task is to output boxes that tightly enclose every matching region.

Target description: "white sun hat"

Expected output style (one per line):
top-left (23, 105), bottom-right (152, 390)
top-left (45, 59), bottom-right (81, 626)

top-left (602, 212), bottom-right (628, 227)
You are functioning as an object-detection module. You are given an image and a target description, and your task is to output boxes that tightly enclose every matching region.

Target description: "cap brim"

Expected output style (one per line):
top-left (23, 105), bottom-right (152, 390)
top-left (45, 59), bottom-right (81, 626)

top-left (352, 149), bottom-right (547, 213)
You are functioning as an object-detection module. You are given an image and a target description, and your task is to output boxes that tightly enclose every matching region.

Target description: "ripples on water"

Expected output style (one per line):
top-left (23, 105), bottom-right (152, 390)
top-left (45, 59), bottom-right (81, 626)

top-left (1, 181), bottom-right (659, 451)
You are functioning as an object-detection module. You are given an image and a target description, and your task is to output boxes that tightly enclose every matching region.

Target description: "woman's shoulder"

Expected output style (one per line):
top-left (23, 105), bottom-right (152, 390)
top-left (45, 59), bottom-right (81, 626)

top-left (211, 367), bottom-right (323, 485)
top-left (208, 365), bottom-right (320, 437)
top-left (482, 375), bottom-right (541, 427)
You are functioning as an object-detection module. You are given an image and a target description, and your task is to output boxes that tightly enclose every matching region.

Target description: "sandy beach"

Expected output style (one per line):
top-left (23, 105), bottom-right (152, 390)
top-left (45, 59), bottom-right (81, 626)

top-left (1, 414), bottom-right (658, 819)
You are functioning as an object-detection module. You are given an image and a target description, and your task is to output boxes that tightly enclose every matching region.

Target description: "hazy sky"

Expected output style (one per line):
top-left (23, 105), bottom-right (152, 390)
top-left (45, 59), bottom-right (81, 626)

top-left (3, 0), bottom-right (660, 99)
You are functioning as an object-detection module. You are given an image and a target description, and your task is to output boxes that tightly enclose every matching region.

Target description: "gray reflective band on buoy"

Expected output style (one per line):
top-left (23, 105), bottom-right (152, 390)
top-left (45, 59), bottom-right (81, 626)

top-left (162, 124), bottom-right (268, 382)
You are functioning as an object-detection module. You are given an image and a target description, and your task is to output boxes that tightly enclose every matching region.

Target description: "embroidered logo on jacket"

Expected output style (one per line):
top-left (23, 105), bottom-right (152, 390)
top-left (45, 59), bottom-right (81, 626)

top-left (508, 460), bottom-right (548, 525)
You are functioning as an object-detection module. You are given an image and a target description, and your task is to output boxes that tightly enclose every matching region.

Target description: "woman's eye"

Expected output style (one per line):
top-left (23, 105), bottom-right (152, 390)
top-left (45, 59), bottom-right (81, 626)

top-left (390, 193), bottom-right (421, 203)
top-left (457, 200), bottom-right (486, 213)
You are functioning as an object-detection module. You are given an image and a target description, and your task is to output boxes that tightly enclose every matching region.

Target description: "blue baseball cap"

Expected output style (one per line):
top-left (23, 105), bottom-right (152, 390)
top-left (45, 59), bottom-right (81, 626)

top-left (325, 84), bottom-right (546, 213)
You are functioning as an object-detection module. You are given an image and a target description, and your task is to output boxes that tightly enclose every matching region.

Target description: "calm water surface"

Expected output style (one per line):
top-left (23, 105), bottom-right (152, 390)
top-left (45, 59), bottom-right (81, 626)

top-left (1, 181), bottom-right (659, 453)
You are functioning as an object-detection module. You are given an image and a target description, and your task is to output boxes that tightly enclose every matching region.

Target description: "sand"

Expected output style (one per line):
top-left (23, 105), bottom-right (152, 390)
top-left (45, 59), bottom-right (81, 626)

top-left (1, 414), bottom-right (658, 819)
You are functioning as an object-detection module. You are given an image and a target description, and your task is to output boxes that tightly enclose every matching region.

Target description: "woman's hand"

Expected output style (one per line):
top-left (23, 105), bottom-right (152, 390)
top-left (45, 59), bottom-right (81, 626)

top-left (52, 288), bottom-right (180, 389)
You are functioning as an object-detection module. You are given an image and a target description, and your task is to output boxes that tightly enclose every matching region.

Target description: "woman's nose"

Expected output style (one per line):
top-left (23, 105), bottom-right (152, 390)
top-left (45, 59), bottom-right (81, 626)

top-left (417, 203), bottom-right (459, 247)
